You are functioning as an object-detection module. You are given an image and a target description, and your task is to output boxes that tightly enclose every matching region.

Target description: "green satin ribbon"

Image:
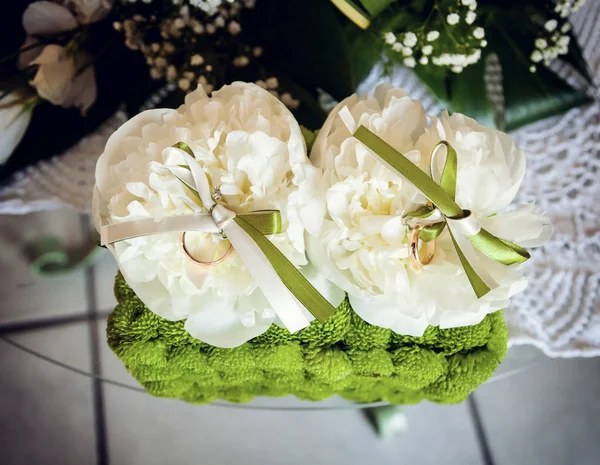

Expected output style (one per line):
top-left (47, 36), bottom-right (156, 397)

top-left (172, 142), bottom-right (335, 324)
top-left (353, 125), bottom-right (530, 298)
top-left (234, 217), bottom-right (334, 323)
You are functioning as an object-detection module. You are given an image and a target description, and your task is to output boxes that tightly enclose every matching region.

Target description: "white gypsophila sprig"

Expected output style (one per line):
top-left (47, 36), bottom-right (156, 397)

top-left (529, 0), bottom-right (583, 71)
top-left (116, 0), bottom-right (300, 110)
top-left (383, 0), bottom-right (485, 73)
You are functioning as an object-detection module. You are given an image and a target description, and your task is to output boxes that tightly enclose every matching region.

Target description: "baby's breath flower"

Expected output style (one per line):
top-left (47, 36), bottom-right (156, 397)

top-left (167, 65), bottom-right (177, 80)
top-left (558, 35), bottom-right (570, 47)
top-left (419, 56), bottom-right (429, 65)
top-left (531, 50), bottom-right (543, 62)
top-left (403, 32), bottom-right (417, 47)
top-left (422, 45), bottom-right (433, 55)
top-left (427, 31), bottom-right (440, 41)
top-left (392, 43), bottom-right (403, 52)
top-left (384, 32), bottom-right (396, 44)
top-left (266, 77), bottom-right (279, 89)
top-left (214, 16), bottom-right (226, 28)
top-left (191, 54), bottom-right (204, 65)
top-left (403, 57), bottom-right (416, 68)
top-left (252, 46), bottom-right (263, 57)
top-left (402, 47), bottom-right (413, 56)
top-left (452, 65), bottom-right (464, 73)
top-left (473, 27), bottom-right (485, 39)
top-left (529, 65), bottom-right (537, 73)
top-left (535, 38), bottom-right (548, 49)
top-left (466, 11), bottom-right (477, 25)
top-left (228, 20), bottom-right (241, 35)
top-left (150, 68), bottom-right (163, 80)
top-left (447, 13), bottom-right (460, 25)
top-left (480, 40), bottom-right (487, 47)
top-left (233, 55), bottom-right (249, 67)
top-left (155, 57), bottom-right (168, 68)
top-left (178, 78), bottom-right (191, 91)
top-left (545, 19), bottom-right (558, 32)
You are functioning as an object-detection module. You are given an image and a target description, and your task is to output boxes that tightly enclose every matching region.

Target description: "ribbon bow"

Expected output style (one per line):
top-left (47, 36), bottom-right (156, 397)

top-left (100, 142), bottom-right (335, 332)
top-left (338, 106), bottom-right (529, 298)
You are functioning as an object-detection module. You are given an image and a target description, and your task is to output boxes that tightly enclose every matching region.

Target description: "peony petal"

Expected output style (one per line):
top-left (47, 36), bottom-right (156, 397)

top-left (349, 295), bottom-right (430, 337)
top-left (184, 290), bottom-right (274, 348)
top-left (481, 205), bottom-right (552, 248)
top-left (23, 1), bottom-right (78, 35)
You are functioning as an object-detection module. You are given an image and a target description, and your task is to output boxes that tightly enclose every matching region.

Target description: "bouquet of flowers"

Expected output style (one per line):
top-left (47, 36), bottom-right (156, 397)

top-left (94, 81), bottom-right (550, 404)
top-left (0, 0), bottom-right (592, 185)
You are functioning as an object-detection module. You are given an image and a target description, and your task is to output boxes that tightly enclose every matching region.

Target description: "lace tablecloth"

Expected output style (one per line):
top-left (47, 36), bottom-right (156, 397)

top-left (1, 4), bottom-right (598, 358)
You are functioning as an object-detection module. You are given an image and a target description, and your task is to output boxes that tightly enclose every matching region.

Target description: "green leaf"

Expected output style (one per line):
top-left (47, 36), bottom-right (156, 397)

top-left (491, 22), bottom-right (591, 131)
top-left (344, 24), bottom-right (385, 86)
top-left (448, 56), bottom-right (495, 129)
top-left (246, 0), bottom-right (355, 101)
top-left (359, 0), bottom-right (396, 17)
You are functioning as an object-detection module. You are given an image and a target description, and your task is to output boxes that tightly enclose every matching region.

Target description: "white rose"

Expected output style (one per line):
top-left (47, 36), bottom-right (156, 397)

top-left (93, 82), bottom-right (313, 348)
top-left (29, 45), bottom-right (97, 114)
top-left (0, 91), bottom-right (33, 164)
top-left (303, 84), bottom-right (550, 336)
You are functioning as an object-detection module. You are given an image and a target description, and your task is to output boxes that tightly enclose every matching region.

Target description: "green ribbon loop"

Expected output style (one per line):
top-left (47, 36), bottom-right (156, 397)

top-left (352, 125), bottom-right (530, 298)
top-left (172, 142), bottom-right (335, 324)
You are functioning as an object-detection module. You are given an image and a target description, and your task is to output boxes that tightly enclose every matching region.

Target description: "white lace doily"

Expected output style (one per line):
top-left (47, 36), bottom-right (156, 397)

top-left (1, 4), bottom-right (598, 358)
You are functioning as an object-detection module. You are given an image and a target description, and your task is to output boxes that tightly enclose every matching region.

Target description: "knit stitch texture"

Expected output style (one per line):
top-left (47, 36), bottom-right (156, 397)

top-left (107, 273), bottom-right (508, 405)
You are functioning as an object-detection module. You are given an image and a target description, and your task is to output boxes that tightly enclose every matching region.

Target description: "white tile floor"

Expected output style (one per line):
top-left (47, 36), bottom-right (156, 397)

top-left (1, 209), bottom-right (600, 465)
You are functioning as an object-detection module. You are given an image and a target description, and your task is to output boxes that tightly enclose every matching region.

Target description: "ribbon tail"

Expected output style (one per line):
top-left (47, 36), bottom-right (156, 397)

top-left (447, 223), bottom-right (499, 298)
top-left (469, 228), bottom-right (530, 265)
top-left (221, 218), bottom-right (311, 333)
top-left (231, 216), bottom-right (336, 325)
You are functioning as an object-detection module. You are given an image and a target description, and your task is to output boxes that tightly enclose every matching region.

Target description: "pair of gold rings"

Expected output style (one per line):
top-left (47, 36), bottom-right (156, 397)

top-left (182, 224), bottom-right (436, 269)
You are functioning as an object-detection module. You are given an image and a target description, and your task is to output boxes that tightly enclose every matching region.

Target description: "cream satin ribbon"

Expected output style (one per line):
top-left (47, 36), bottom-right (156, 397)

top-left (100, 148), bottom-right (313, 333)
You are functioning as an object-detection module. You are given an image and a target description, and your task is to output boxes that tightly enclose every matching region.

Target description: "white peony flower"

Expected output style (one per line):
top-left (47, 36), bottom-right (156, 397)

top-left (93, 82), bottom-right (318, 348)
top-left (302, 84), bottom-right (550, 336)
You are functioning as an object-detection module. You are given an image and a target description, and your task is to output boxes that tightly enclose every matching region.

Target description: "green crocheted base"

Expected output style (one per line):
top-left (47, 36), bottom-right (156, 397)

top-left (108, 273), bottom-right (508, 405)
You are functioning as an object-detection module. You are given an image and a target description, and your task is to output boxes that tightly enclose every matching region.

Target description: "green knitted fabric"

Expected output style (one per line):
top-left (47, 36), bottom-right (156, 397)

top-left (107, 273), bottom-right (508, 405)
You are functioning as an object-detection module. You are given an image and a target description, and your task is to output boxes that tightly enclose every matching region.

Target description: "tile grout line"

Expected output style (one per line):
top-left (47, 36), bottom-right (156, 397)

top-left (467, 395), bottom-right (495, 465)
top-left (0, 311), bottom-right (111, 336)
top-left (81, 215), bottom-right (109, 465)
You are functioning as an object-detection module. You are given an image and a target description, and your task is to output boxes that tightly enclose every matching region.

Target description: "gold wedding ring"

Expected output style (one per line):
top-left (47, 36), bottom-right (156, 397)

top-left (408, 225), bottom-right (436, 271)
top-left (181, 232), bottom-right (233, 266)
